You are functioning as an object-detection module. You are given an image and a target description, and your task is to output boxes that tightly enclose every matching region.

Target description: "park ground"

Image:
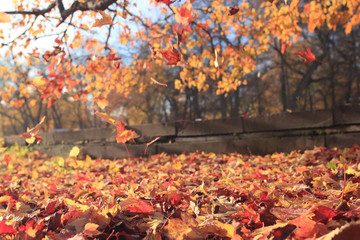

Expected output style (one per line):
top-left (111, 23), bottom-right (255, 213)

top-left (0, 145), bottom-right (360, 239)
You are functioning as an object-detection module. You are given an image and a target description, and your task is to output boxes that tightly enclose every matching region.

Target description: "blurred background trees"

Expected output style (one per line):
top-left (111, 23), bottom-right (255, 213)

top-left (0, 0), bottom-right (359, 135)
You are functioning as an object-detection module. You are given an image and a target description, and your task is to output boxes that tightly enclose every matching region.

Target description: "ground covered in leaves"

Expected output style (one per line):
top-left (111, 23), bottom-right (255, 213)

top-left (1, 145), bottom-right (360, 239)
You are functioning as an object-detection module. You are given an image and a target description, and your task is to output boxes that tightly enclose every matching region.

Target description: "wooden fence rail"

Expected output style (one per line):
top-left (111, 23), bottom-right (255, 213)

top-left (3, 105), bottom-right (360, 158)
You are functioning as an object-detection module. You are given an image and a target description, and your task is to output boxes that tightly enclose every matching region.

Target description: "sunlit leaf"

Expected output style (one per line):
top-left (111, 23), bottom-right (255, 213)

top-left (172, 0), bottom-right (197, 25)
top-left (95, 111), bottom-right (117, 126)
top-left (69, 146), bottom-right (80, 158)
top-left (0, 12), bottom-right (11, 23)
top-left (92, 10), bottom-right (112, 28)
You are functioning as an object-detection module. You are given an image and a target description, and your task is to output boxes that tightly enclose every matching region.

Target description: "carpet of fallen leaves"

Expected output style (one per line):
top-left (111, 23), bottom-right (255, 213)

top-left (1, 145), bottom-right (360, 240)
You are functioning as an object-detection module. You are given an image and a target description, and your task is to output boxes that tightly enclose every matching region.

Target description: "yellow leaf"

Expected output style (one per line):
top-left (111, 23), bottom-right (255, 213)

top-left (69, 146), bottom-right (80, 158)
top-left (97, 98), bottom-right (109, 109)
top-left (25, 136), bottom-right (36, 144)
top-left (29, 99), bottom-right (37, 107)
top-left (0, 195), bottom-right (12, 202)
top-left (33, 75), bottom-right (47, 88)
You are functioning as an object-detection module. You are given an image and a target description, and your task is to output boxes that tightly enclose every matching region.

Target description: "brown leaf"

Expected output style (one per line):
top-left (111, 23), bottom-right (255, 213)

top-left (92, 10), bottom-right (112, 28)
top-left (83, 223), bottom-right (102, 237)
top-left (317, 221), bottom-right (360, 240)
top-left (228, 6), bottom-right (239, 15)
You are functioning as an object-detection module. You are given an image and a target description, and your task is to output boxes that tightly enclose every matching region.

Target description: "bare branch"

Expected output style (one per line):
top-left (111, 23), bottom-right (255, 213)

top-left (1, 17), bottom-right (37, 47)
top-left (5, 2), bottom-right (56, 17)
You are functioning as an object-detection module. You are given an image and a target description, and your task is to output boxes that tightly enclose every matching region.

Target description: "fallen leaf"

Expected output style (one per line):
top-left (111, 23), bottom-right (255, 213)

top-left (0, 220), bottom-right (17, 235)
top-left (120, 198), bottom-right (154, 214)
top-left (83, 223), bottom-right (102, 237)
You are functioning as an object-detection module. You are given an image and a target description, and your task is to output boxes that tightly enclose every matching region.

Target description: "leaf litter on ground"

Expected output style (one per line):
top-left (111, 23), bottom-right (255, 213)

top-left (0, 145), bottom-right (360, 239)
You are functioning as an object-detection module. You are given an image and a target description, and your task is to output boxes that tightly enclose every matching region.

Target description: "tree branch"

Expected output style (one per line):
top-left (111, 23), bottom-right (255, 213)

top-left (59, 0), bottom-right (117, 23)
top-left (5, 0), bottom-right (117, 24)
top-left (5, 2), bottom-right (56, 17)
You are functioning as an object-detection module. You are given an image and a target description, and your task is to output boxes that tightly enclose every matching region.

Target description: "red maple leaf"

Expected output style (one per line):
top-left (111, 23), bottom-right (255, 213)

top-left (156, 0), bottom-right (176, 5)
top-left (120, 198), bottom-right (154, 214)
top-left (159, 47), bottom-right (181, 65)
top-left (294, 47), bottom-right (316, 63)
top-left (228, 6), bottom-right (239, 15)
top-left (0, 220), bottom-right (17, 235)
top-left (172, 24), bottom-right (191, 44)
top-left (107, 54), bottom-right (121, 61)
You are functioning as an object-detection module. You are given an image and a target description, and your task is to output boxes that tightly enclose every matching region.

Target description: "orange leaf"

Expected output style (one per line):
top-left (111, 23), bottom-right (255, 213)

top-left (83, 223), bottom-right (102, 237)
top-left (116, 120), bottom-right (139, 144)
top-left (94, 111), bottom-right (117, 126)
top-left (294, 47), bottom-right (316, 63)
top-left (96, 98), bottom-right (109, 109)
top-left (289, 207), bottom-right (329, 239)
top-left (92, 10), bottom-right (112, 28)
top-left (3, 154), bottom-right (11, 166)
top-left (0, 12), bottom-right (11, 23)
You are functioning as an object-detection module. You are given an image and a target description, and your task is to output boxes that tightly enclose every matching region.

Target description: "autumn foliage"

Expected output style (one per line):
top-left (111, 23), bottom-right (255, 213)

top-left (1, 0), bottom-right (360, 132)
top-left (1, 145), bottom-right (360, 239)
